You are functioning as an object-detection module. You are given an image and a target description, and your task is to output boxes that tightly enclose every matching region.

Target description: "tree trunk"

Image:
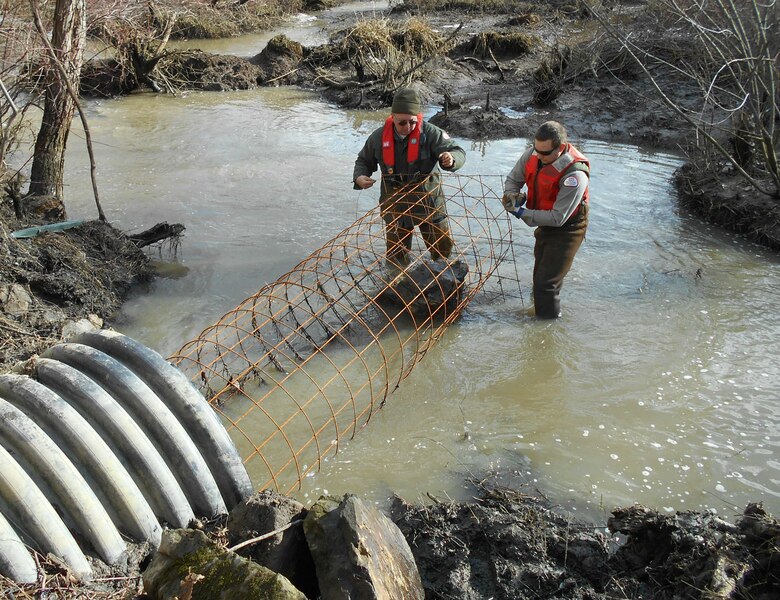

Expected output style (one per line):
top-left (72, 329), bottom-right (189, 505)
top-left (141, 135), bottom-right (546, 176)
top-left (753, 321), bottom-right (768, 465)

top-left (27, 0), bottom-right (87, 200)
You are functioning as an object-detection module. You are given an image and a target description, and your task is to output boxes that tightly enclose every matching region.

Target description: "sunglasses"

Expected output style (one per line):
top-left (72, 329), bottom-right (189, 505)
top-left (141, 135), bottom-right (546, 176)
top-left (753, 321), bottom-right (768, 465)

top-left (396, 119), bottom-right (418, 127)
top-left (533, 146), bottom-right (557, 156)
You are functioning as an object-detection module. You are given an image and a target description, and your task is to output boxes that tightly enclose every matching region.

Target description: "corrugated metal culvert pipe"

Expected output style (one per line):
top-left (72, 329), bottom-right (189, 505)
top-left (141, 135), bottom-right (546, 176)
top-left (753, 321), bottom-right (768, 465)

top-left (0, 330), bottom-right (253, 582)
top-left (0, 174), bottom-right (521, 583)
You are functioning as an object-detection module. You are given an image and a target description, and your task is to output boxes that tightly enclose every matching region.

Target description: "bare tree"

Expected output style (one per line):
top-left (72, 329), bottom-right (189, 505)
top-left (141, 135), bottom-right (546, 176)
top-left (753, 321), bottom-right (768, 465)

top-left (27, 0), bottom-right (87, 201)
top-left (586, 0), bottom-right (779, 199)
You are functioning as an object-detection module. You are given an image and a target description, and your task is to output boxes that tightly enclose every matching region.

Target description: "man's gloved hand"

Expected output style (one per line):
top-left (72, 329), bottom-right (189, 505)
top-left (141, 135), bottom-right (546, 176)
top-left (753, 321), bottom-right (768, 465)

top-left (502, 192), bottom-right (526, 217)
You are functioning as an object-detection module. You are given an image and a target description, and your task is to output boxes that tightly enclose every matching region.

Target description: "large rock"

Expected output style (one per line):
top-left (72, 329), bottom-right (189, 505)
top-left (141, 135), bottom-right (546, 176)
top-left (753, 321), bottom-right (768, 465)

top-left (142, 529), bottom-right (307, 600)
top-left (60, 314), bottom-right (103, 340)
top-left (228, 491), bottom-right (317, 598)
top-left (304, 494), bottom-right (424, 600)
top-left (0, 284), bottom-right (32, 316)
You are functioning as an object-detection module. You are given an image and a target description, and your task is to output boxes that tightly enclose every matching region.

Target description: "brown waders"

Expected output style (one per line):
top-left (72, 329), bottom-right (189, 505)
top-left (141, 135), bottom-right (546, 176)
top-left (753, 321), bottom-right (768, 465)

top-left (532, 203), bottom-right (588, 318)
top-left (381, 188), bottom-right (453, 266)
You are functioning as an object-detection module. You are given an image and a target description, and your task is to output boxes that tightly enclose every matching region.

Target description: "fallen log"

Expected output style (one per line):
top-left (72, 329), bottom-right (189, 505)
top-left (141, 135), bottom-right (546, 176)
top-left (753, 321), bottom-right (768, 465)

top-left (128, 222), bottom-right (185, 248)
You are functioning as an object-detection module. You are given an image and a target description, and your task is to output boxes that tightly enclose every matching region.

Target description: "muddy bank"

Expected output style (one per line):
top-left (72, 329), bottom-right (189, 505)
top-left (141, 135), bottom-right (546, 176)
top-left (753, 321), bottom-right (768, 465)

top-left (80, 2), bottom-right (692, 148)
top-left (75, 2), bottom-right (709, 153)
top-left (0, 206), bottom-right (156, 370)
top-left (392, 486), bottom-right (780, 600)
top-left (675, 164), bottom-right (780, 251)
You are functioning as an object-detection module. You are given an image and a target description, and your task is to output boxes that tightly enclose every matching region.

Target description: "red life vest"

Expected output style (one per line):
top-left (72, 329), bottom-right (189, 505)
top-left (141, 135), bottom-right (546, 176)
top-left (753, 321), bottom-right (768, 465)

top-left (524, 144), bottom-right (590, 212)
top-left (381, 114), bottom-right (423, 174)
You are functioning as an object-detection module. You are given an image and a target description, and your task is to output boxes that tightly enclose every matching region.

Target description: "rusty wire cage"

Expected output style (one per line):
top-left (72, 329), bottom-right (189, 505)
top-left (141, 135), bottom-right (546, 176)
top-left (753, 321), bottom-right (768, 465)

top-left (170, 173), bottom-right (523, 493)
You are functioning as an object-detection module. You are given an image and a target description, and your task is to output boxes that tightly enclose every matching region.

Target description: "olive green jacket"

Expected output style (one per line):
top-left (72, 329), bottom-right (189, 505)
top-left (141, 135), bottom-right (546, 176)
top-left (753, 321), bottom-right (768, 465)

top-left (353, 120), bottom-right (466, 213)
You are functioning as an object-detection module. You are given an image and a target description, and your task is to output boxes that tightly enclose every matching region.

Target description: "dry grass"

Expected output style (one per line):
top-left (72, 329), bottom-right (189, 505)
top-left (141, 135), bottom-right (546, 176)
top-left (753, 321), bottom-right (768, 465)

top-left (336, 17), bottom-right (452, 89)
top-left (0, 551), bottom-right (143, 599)
top-left (392, 17), bottom-right (445, 58)
top-left (462, 30), bottom-right (538, 59)
top-left (171, 3), bottom-right (289, 39)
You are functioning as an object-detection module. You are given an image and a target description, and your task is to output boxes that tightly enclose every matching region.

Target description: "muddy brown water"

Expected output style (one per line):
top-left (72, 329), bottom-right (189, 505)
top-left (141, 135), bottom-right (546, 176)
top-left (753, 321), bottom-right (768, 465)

top-left (52, 4), bottom-right (779, 523)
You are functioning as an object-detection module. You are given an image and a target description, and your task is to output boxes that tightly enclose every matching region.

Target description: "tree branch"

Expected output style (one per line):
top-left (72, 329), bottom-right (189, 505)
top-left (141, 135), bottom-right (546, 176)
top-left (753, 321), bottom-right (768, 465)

top-left (585, 1), bottom-right (777, 197)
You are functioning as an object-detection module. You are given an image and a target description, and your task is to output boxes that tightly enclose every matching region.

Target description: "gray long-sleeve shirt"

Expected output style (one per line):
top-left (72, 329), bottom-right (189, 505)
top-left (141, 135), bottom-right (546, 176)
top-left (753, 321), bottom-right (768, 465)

top-left (505, 147), bottom-right (589, 227)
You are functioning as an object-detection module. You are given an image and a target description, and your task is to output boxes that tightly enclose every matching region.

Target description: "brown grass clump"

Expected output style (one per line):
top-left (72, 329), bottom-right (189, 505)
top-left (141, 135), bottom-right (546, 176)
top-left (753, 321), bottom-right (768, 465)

top-left (507, 12), bottom-right (541, 27)
top-left (341, 18), bottom-right (395, 61)
top-left (463, 31), bottom-right (538, 59)
top-left (84, 0), bottom-right (303, 42)
top-left (173, 10), bottom-right (243, 39)
top-left (392, 17), bottom-right (451, 58)
top-left (336, 17), bottom-right (450, 89)
top-left (265, 34), bottom-right (304, 60)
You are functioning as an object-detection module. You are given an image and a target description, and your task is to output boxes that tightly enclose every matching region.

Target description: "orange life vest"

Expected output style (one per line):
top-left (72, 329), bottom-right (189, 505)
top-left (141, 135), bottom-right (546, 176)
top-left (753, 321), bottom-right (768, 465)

top-left (524, 144), bottom-right (590, 212)
top-left (381, 114), bottom-right (423, 174)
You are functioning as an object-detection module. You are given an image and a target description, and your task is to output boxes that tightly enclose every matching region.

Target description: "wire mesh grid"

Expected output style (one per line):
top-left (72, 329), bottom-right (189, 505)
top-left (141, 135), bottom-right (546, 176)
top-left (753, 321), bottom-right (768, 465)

top-left (169, 173), bottom-right (523, 493)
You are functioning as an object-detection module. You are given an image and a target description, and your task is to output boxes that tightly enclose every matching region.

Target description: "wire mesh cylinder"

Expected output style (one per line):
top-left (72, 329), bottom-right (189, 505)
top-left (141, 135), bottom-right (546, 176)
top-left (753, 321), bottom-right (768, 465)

top-left (170, 174), bottom-right (521, 493)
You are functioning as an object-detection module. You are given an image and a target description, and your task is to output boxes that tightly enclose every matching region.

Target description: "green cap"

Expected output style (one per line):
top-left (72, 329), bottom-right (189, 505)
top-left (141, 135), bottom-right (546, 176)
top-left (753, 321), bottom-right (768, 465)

top-left (392, 88), bottom-right (421, 115)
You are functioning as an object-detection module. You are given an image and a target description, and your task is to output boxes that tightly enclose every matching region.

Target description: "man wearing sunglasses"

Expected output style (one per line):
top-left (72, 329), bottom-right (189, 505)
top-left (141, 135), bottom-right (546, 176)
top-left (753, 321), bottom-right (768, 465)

top-left (502, 121), bottom-right (590, 319)
top-left (353, 87), bottom-right (466, 272)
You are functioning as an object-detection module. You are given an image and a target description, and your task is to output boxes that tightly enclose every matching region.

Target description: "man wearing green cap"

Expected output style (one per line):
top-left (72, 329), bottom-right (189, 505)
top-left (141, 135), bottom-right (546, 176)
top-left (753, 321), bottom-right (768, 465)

top-left (353, 87), bottom-right (466, 270)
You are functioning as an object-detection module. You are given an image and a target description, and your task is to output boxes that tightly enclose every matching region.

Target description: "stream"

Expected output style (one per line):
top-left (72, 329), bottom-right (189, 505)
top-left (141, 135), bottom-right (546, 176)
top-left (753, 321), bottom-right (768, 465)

top-left (54, 1), bottom-right (780, 520)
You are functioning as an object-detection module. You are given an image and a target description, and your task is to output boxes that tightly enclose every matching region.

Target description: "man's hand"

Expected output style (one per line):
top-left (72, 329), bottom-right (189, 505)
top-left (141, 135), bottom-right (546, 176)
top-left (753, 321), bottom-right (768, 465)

top-left (502, 192), bottom-right (526, 213)
top-left (438, 152), bottom-right (454, 168)
top-left (355, 175), bottom-right (376, 189)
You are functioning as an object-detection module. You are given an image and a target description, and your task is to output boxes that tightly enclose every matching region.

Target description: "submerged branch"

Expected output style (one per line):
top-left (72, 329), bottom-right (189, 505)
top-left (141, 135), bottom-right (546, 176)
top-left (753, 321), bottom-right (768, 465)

top-left (128, 222), bottom-right (185, 248)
